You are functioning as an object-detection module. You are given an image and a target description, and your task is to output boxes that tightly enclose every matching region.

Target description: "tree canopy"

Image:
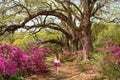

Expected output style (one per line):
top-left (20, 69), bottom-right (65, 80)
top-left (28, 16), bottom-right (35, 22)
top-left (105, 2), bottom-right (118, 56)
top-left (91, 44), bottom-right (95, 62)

top-left (0, 0), bottom-right (120, 61)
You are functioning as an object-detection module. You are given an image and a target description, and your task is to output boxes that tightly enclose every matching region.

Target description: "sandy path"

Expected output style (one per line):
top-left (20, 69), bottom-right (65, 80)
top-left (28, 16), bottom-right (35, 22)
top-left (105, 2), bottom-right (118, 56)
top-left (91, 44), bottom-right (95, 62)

top-left (25, 56), bottom-right (97, 80)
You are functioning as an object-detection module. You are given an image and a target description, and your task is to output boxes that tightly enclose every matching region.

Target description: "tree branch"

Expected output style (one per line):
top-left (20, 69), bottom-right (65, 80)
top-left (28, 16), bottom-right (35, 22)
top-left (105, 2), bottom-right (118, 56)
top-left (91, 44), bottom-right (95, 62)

top-left (66, 1), bottom-right (83, 16)
top-left (41, 39), bottom-right (64, 47)
top-left (24, 23), bottom-right (72, 39)
top-left (91, 1), bottom-right (106, 16)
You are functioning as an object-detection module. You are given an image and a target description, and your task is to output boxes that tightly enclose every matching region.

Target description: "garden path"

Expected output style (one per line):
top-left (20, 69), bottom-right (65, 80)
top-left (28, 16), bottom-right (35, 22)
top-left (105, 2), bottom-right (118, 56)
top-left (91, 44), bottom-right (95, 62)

top-left (25, 55), bottom-right (96, 80)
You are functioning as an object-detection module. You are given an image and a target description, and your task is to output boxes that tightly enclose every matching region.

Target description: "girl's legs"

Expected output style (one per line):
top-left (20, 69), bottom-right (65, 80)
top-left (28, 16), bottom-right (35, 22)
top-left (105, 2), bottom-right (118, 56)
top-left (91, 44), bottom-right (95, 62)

top-left (56, 66), bottom-right (59, 74)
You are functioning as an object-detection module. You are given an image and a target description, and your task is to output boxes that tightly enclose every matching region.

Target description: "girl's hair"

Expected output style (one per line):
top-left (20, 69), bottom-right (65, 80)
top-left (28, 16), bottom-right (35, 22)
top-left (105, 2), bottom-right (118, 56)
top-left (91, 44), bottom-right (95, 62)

top-left (56, 53), bottom-right (59, 59)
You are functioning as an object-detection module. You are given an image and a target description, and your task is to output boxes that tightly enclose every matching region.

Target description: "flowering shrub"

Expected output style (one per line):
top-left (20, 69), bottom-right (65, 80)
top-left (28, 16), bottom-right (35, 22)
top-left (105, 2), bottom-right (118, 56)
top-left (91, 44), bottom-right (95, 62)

top-left (60, 50), bottom-right (84, 63)
top-left (98, 41), bottom-right (120, 65)
top-left (101, 56), bottom-right (120, 80)
top-left (0, 43), bottom-right (49, 79)
top-left (97, 41), bottom-right (120, 79)
top-left (26, 44), bottom-right (49, 74)
top-left (0, 45), bottom-right (26, 74)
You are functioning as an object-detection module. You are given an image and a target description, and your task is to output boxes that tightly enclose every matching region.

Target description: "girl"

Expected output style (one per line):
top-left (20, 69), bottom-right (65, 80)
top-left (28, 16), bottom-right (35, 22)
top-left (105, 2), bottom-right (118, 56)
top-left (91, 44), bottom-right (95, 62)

top-left (54, 53), bottom-right (61, 75)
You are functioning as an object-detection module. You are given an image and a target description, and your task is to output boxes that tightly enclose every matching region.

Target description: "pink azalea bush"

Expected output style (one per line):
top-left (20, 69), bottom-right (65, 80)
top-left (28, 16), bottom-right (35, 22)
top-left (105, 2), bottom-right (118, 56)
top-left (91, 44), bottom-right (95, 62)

top-left (98, 41), bottom-right (120, 65)
top-left (0, 45), bottom-right (26, 75)
top-left (60, 49), bottom-right (84, 62)
top-left (25, 44), bottom-right (49, 74)
top-left (98, 41), bottom-right (120, 79)
top-left (0, 43), bottom-right (49, 79)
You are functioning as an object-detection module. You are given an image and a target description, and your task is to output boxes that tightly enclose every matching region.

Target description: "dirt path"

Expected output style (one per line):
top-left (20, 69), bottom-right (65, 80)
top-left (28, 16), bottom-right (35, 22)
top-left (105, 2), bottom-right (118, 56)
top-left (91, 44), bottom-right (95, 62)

top-left (25, 55), bottom-right (97, 80)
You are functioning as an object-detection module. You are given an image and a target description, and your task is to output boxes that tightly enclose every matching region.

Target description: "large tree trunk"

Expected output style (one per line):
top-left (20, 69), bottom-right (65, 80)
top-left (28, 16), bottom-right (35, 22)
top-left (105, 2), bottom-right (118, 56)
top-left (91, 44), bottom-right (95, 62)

top-left (71, 30), bottom-right (80, 52)
top-left (80, 3), bottom-right (93, 61)
top-left (80, 30), bottom-right (93, 61)
top-left (72, 38), bottom-right (78, 52)
top-left (80, 20), bottom-right (93, 61)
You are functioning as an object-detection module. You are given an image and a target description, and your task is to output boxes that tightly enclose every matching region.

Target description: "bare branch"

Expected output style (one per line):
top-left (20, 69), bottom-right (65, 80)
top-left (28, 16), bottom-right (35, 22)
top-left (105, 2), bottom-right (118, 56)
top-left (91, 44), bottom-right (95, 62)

top-left (23, 22), bottom-right (72, 39)
top-left (13, 3), bottom-right (31, 17)
top-left (21, 10), bottom-right (76, 29)
top-left (0, 24), bottom-right (21, 35)
top-left (41, 39), bottom-right (64, 47)
top-left (109, 17), bottom-right (120, 23)
top-left (91, 16), bottom-right (114, 23)
top-left (66, 1), bottom-right (83, 16)
top-left (43, 16), bottom-right (48, 25)
top-left (91, 1), bottom-right (106, 16)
